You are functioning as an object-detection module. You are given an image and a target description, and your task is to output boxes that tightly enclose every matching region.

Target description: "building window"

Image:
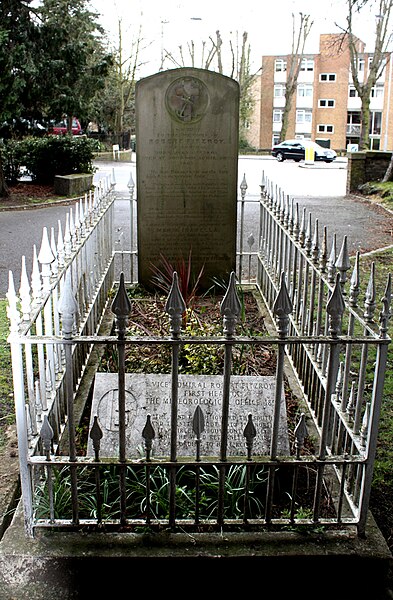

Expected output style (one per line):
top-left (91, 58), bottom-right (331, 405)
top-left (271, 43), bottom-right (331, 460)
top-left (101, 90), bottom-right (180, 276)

top-left (349, 85), bottom-right (358, 97)
top-left (317, 124), bottom-right (334, 134)
top-left (357, 58), bottom-right (365, 72)
top-left (369, 111), bottom-right (382, 135)
top-left (275, 59), bottom-right (287, 72)
top-left (300, 58), bottom-right (314, 71)
top-left (347, 111), bottom-right (361, 136)
top-left (297, 84), bottom-right (313, 97)
top-left (370, 85), bottom-right (384, 98)
top-left (272, 134), bottom-right (280, 146)
top-left (274, 84), bottom-right (286, 97)
top-left (319, 99), bottom-right (335, 108)
top-left (320, 73), bottom-right (336, 82)
top-left (296, 109), bottom-right (312, 123)
top-left (273, 109), bottom-right (283, 123)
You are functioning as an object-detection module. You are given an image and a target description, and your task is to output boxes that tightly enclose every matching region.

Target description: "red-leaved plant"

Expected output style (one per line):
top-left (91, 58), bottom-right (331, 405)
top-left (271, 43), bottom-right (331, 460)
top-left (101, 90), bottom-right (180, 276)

top-left (150, 250), bottom-right (205, 312)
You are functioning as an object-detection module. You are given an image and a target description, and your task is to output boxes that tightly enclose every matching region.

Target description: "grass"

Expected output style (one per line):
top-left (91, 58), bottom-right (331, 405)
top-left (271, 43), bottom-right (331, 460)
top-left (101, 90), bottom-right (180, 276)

top-left (0, 300), bottom-right (15, 450)
top-left (351, 247), bottom-right (393, 550)
top-left (359, 180), bottom-right (393, 209)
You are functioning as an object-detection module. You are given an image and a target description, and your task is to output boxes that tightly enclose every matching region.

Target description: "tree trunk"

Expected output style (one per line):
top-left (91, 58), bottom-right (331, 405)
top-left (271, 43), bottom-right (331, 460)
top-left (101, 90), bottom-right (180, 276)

top-left (383, 154), bottom-right (393, 182)
top-left (359, 95), bottom-right (371, 150)
top-left (279, 105), bottom-right (291, 143)
top-left (0, 153), bottom-right (9, 198)
top-left (67, 115), bottom-right (73, 134)
top-left (279, 87), bottom-right (294, 142)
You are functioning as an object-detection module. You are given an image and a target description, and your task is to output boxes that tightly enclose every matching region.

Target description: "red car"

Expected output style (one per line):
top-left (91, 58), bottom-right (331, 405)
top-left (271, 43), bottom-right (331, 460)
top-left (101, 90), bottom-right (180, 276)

top-left (49, 117), bottom-right (82, 135)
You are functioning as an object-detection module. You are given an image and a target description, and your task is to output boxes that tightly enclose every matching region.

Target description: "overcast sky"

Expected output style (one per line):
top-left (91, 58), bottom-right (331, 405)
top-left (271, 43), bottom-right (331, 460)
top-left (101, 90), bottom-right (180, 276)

top-left (90, 0), bottom-right (382, 77)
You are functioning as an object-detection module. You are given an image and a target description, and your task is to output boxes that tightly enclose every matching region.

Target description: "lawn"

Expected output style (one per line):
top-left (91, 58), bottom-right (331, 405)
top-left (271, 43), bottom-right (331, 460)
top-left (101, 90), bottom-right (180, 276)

top-left (0, 299), bottom-right (14, 450)
top-left (353, 246), bottom-right (393, 552)
top-left (359, 181), bottom-right (393, 211)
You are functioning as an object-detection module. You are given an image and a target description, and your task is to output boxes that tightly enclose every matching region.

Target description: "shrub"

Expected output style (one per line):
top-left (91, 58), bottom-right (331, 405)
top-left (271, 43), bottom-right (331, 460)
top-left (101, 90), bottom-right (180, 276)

top-left (1, 140), bottom-right (25, 184)
top-left (7, 135), bottom-right (101, 184)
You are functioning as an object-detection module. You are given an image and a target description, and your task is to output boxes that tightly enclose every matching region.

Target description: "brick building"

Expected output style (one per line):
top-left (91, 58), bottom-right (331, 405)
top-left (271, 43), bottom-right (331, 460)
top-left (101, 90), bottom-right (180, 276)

top-left (246, 33), bottom-right (393, 152)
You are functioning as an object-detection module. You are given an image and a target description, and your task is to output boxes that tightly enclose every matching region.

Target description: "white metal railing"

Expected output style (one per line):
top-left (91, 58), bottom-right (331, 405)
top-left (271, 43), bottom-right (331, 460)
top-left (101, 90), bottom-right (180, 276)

top-left (256, 174), bottom-right (391, 535)
top-left (7, 175), bottom-right (115, 535)
top-left (6, 173), bottom-right (391, 538)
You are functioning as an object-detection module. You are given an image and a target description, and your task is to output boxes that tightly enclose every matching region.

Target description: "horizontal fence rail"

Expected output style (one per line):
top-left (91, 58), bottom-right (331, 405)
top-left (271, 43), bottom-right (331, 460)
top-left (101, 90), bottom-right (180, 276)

top-left (6, 172), bottom-right (391, 539)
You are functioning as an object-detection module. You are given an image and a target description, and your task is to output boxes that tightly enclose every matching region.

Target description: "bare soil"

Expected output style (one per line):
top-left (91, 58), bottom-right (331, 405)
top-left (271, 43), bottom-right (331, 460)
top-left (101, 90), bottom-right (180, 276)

top-left (0, 182), bottom-right (65, 210)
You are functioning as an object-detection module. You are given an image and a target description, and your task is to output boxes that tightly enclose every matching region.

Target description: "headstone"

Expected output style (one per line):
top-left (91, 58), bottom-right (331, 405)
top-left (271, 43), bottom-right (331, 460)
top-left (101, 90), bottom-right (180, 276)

top-left (135, 68), bottom-right (240, 290)
top-left (88, 373), bottom-right (290, 458)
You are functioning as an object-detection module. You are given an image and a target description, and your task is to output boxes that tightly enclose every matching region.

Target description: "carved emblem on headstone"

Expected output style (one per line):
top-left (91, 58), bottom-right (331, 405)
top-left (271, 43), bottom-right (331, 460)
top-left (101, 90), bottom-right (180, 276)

top-left (96, 388), bottom-right (137, 431)
top-left (165, 76), bottom-right (209, 123)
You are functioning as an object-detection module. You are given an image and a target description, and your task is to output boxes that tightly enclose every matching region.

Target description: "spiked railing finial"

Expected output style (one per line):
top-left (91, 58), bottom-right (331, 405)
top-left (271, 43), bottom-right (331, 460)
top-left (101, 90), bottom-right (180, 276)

top-left (220, 272), bottom-right (241, 338)
top-left (111, 272), bottom-right (131, 338)
top-left (379, 273), bottom-right (392, 338)
top-left (327, 273), bottom-right (345, 338)
top-left (165, 272), bottom-right (186, 338)
top-left (58, 271), bottom-right (79, 338)
top-left (273, 273), bottom-right (293, 338)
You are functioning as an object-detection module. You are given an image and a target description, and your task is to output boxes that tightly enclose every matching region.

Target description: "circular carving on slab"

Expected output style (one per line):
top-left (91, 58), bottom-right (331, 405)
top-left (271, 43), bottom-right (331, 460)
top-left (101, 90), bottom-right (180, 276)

top-left (165, 76), bottom-right (209, 123)
top-left (97, 388), bottom-right (137, 431)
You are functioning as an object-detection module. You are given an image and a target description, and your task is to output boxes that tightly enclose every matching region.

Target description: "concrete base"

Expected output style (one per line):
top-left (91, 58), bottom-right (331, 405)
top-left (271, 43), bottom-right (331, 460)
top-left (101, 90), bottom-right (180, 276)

top-left (0, 503), bottom-right (392, 599)
top-left (54, 173), bottom-right (93, 196)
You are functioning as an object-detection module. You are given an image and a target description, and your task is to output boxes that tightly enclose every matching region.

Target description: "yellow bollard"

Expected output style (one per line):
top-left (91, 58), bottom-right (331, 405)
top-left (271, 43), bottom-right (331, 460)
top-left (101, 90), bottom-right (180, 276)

top-left (305, 145), bottom-right (315, 165)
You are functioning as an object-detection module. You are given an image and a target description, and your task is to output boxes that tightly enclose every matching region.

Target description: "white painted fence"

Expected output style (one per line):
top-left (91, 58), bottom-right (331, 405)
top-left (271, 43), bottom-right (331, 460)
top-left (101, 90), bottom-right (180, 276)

top-left (5, 172), bottom-right (391, 539)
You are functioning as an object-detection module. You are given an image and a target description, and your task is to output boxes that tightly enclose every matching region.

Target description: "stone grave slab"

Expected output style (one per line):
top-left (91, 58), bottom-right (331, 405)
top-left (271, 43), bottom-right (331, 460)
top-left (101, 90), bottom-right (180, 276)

top-left (88, 373), bottom-right (290, 458)
top-left (135, 68), bottom-right (239, 290)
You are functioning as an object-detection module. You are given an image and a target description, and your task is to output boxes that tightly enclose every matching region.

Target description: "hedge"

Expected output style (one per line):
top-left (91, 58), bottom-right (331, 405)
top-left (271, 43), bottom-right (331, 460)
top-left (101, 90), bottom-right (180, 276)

top-left (2, 135), bottom-right (101, 184)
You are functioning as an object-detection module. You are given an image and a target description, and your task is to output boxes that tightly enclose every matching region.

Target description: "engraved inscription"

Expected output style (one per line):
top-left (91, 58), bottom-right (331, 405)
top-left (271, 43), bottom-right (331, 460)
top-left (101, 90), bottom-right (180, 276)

top-left (136, 69), bottom-right (239, 288)
top-left (89, 374), bottom-right (290, 458)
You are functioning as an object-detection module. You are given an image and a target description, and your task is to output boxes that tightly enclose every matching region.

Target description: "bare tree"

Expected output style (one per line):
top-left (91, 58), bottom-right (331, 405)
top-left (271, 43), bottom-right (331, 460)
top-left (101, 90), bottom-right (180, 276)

top-left (164, 30), bottom-right (221, 71)
top-left (279, 12), bottom-right (313, 143)
top-left (164, 31), bottom-right (258, 144)
top-left (114, 19), bottom-right (142, 134)
top-left (345, 0), bottom-right (393, 151)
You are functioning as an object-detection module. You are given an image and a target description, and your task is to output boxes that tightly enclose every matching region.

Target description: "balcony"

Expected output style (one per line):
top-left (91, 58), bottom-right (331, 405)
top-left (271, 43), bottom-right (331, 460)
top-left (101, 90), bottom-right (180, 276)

top-left (346, 124), bottom-right (361, 136)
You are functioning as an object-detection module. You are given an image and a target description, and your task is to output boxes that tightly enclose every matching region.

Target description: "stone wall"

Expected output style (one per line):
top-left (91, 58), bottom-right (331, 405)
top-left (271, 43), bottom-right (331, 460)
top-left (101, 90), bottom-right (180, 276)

top-left (54, 173), bottom-right (93, 196)
top-left (346, 151), bottom-right (392, 194)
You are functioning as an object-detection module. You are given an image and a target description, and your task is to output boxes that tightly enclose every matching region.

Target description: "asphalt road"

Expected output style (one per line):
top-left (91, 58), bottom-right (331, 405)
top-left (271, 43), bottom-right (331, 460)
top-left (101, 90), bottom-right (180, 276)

top-left (1, 156), bottom-right (393, 298)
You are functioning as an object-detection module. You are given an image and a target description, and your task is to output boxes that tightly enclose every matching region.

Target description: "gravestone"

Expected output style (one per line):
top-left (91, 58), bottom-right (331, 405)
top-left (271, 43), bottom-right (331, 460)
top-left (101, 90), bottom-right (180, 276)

top-left (135, 68), bottom-right (239, 290)
top-left (88, 373), bottom-right (290, 458)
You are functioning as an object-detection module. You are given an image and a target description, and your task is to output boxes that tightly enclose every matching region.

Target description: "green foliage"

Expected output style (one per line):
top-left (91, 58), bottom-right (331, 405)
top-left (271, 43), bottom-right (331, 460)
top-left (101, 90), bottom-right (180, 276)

top-left (7, 136), bottom-right (100, 184)
top-left (0, 0), bottom-right (40, 124)
top-left (33, 463), bottom-right (268, 522)
top-left (358, 181), bottom-right (393, 207)
top-left (0, 300), bottom-right (15, 448)
top-left (0, 141), bottom-right (25, 184)
top-left (37, 0), bottom-right (113, 126)
top-left (0, 0), bottom-right (112, 136)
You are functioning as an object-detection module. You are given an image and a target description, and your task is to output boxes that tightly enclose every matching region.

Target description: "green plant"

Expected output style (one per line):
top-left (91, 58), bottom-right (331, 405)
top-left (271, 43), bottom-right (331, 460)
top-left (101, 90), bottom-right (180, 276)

top-left (1, 141), bottom-right (25, 184)
top-left (33, 463), bottom-right (269, 523)
top-left (0, 300), bottom-right (14, 449)
top-left (10, 136), bottom-right (100, 184)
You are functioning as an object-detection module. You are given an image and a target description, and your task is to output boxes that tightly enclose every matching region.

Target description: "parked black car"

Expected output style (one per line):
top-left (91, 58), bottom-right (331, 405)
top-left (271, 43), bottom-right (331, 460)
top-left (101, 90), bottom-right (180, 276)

top-left (271, 140), bottom-right (337, 163)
